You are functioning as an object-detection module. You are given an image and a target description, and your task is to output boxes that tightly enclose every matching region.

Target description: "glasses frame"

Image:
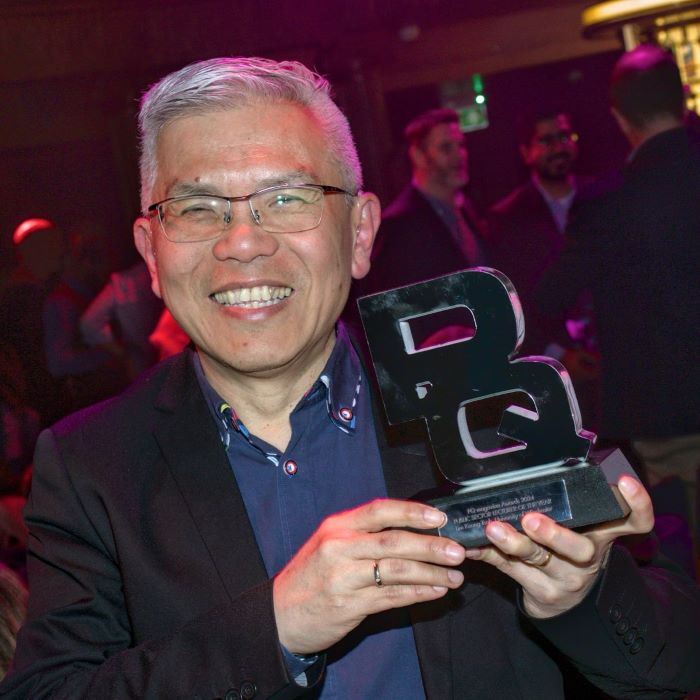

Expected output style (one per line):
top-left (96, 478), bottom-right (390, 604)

top-left (534, 132), bottom-right (579, 148)
top-left (147, 184), bottom-right (356, 243)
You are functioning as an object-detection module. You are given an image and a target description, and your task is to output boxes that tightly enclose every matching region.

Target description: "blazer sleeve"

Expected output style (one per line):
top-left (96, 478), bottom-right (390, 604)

top-left (528, 545), bottom-right (700, 698)
top-left (0, 429), bottom-right (323, 699)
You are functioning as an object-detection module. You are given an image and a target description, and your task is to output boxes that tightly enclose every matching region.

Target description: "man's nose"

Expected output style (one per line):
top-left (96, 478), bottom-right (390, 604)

top-left (212, 202), bottom-right (279, 262)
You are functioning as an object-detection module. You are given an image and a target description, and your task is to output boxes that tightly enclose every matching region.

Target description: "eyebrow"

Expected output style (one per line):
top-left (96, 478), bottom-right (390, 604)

top-left (165, 170), bottom-right (320, 198)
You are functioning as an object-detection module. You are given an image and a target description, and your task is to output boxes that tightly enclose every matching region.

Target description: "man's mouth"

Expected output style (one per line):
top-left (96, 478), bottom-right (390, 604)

top-left (211, 285), bottom-right (293, 308)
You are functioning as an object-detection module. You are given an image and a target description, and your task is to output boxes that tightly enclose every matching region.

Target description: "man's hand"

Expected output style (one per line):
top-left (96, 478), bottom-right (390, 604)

top-left (273, 499), bottom-right (465, 655)
top-left (464, 476), bottom-right (654, 618)
top-left (561, 347), bottom-right (600, 382)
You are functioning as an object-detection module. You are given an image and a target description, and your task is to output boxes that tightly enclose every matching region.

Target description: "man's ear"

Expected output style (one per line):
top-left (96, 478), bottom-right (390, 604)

top-left (519, 143), bottom-right (532, 166)
top-left (350, 192), bottom-right (381, 280)
top-left (408, 143), bottom-right (425, 170)
top-left (133, 217), bottom-right (163, 299)
top-left (611, 107), bottom-right (632, 141)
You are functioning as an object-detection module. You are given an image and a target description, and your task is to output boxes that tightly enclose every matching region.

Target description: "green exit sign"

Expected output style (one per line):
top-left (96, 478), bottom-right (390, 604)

top-left (457, 103), bottom-right (489, 133)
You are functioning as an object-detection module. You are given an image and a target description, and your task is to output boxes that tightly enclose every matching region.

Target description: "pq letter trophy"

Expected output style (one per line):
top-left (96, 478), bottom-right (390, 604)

top-left (358, 268), bottom-right (634, 546)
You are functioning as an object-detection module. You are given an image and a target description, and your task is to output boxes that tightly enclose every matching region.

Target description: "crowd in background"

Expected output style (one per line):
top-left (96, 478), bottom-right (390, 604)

top-left (0, 43), bottom-right (698, 685)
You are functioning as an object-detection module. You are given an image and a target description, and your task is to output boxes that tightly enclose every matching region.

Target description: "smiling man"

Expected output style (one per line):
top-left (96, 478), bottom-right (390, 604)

top-left (2, 57), bottom-right (699, 699)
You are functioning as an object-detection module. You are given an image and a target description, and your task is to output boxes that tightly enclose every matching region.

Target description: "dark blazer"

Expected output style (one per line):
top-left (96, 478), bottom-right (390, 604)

top-left (486, 179), bottom-right (580, 356)
top-left (344, 184), bottom-right (487, 340)
top-left (536, 127), bottom-right (700, 440)
top-left (354, 184), bottom-right (486, 298)
top-left (2, 350), bottom-right (699, 699)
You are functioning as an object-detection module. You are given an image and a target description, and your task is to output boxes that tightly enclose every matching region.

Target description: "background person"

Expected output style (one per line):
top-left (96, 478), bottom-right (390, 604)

top-left (537, 44), bottom-right (700, 561)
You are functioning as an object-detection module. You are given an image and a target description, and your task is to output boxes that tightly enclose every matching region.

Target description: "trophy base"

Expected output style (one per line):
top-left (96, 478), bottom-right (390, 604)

top-left (429, 447), bottom-right (636, 547)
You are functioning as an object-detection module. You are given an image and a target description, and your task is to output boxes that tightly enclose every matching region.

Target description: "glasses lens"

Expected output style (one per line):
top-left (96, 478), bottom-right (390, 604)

top-left (159, 196), bottom-right (228, 242)
top-left (537, 132), bottom-right (577, 147)
top-left (253, 186), bottom-right (325, 233)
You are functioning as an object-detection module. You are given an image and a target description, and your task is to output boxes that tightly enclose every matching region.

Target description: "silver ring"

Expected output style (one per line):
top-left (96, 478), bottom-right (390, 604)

top-left (524, 547), bottom-right (553, 568)
top-left (373, 560), bottom-right (383, 587)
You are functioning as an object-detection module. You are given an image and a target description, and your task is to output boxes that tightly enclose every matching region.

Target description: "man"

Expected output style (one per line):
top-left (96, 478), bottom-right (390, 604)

top-left (2, 57), bottom-right (698, 699)
top-left (0, 219), bottom-right (66, 427)
top-left (487, 112), bottom-right (600, 426)
top-left (354, 108), bottom-right (486, 299)
top-left (537, 45), bottom-right (700, 545)
top-left (43, 222), bottom-right (126, 418)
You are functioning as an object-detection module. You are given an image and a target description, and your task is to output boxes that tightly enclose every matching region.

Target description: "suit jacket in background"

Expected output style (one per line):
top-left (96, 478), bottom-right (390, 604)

top-left (486, 178), bottom-right (589, 357)
top-left (2, 349), bottom-right (699, 699)
top-left (352, 184), bottom-right (486, 296)
top-left (536, 127), bottom-right (700, 440)
top-left (344, 184), bottom-right (487, 340)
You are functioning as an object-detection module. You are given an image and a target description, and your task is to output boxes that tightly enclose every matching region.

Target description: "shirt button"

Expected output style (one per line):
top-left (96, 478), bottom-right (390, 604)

top-left (623, 627), bottom-right (638, 646)
top-left (609, 604), bottom-right (622, 623)
top-left (224, 689), bottom-right (240, 700)
top-left (630, 637), bottom-right (644, 655)
top-left (339, 407), bottom-right (353, 422)
top-left (615, 618), bottom-right (630, 635)
top-left (283, 459), bottom-right (298, 476)
top-left (240, 681), bottom-right (258, 699)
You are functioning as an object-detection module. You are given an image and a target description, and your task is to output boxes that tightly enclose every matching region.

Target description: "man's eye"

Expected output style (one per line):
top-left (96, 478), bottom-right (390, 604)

top-left (266, 193), bottom-right (307, 209)
top-left (176, 201), bottom-right (219, 217)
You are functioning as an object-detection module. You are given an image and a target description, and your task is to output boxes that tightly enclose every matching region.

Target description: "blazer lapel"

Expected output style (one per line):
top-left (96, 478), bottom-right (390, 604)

top-left (152, 352), bottom-right (268, 601)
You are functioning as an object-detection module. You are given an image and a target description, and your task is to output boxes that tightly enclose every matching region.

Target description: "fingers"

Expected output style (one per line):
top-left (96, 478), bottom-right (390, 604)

top-left (342, 498), bottom-right (447, 533)
top-left (361, 555), bottom-right (464, 591)
top-left (320, 498), bottom-right (464, 576)
top-left (617, 477), bottom-right (654, 534)
top-left (341, 527), bottom-right (465, 567)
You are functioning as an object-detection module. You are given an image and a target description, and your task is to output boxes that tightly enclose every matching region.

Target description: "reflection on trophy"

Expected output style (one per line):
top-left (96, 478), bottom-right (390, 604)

top-left (358, 268), bottom-right (634, 546)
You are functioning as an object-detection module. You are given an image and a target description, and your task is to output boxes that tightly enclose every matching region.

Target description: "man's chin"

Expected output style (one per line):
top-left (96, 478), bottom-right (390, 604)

top-left (540, 167), bottom-right (571, 182)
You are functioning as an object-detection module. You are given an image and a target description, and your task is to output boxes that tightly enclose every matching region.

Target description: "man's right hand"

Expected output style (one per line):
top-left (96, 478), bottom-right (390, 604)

top-left (272, 499), bottom-right (465, 655)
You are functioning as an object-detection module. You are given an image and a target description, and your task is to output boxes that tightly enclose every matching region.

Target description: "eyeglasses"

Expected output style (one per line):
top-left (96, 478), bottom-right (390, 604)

top-left (147, 184), bottom-right (355, 243)
top-left (535, 132), bottom-right (579, 148)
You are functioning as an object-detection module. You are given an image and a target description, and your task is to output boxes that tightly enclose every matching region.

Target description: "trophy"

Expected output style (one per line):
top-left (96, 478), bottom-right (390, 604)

top-left (357, 268), bottom-right (635, 547)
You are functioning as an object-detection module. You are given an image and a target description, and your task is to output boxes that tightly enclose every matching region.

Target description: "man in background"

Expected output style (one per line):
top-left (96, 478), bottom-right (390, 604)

top-left (354, 108), bottom-right (486, 298)
top-left (0, 219), bottom-right (65, 425)
top-left (537, 45), bottom-right (700, 552)
top-left (488, 110), bottom-right (600, 427)
top-left (348, 108), bottom-right (487, 344)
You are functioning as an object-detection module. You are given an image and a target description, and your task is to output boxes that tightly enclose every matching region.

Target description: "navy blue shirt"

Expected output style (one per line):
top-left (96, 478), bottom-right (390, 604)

top-left (195, 324), bottom-right (426, 699)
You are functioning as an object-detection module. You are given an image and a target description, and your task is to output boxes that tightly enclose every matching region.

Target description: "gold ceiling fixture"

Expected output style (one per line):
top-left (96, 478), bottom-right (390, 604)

top-left (583, 0), bottom-right (700, 37)
top-left (583, 0), bottom-right (700, 111)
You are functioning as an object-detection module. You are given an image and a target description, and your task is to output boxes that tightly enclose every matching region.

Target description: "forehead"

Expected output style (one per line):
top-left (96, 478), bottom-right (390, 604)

top-left (532, 114), bottom-right (572, 138)
top-left (425, 121), bottom-right (464, 147)
top-left (153, 101), bottom-right (337, 194)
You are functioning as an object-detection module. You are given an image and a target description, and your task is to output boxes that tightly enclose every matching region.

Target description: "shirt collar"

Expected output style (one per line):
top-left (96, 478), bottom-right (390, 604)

top-left (531, 173), bottom-right (576, 208)
top-left (193, 321), bottom-right (363, 441)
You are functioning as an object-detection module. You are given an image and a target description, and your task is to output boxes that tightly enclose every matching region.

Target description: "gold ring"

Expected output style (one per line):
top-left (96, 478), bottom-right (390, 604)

top-left (373, 560), bottom-right (383, 587)
top-left (525, 548), bottom-right (553, 568)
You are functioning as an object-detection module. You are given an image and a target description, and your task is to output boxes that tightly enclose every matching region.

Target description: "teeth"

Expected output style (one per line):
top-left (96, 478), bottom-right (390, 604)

top-left (212, 285), bottom-right (292, 307)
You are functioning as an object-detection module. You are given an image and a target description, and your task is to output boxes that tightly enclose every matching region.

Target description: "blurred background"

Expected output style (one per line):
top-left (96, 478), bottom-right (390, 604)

top-left (0, 0), bottom-right (633, 270)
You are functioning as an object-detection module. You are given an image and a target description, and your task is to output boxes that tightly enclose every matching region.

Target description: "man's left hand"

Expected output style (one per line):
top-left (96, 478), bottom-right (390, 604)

top-left (465, 476), bottom-right (654, 618)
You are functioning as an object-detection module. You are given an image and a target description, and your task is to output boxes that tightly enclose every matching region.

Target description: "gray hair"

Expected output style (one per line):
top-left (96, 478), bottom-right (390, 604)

top-left (137, 56), bottom-right (362, 212)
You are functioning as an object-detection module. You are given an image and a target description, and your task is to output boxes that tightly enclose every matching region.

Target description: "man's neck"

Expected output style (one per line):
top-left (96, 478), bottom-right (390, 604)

top-left (197, 335), bottom-right (335, 451)
top-left (627, 115), bottom-right (683, 150)
top-left (413, 175), bottom-right (457, 206)
top-left (532, 172), bottom-right (575, 200)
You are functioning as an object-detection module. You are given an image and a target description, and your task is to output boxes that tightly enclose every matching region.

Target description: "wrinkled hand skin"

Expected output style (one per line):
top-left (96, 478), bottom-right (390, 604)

top-left (273, 499), bottom-right (466, 655)
top-left (465, 476), bottom-right (654, 619)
